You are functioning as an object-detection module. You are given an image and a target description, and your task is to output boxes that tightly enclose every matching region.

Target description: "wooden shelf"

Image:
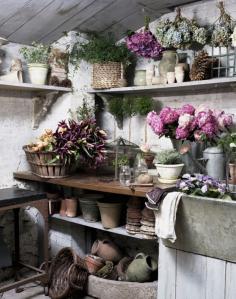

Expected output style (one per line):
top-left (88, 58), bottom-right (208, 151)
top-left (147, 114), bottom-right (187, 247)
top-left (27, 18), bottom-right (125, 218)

top-left (0, 80), bottom-right (72, 94)
top-left (88, 77), bottom-right (236, 95)
top-left (52, 214), bottom-right (157, 241)
top-left (13, 171), bottom-right (157, 197)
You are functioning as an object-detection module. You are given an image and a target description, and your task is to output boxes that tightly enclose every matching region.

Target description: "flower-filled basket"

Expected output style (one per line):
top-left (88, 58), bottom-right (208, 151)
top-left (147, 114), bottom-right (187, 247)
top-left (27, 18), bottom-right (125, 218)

top-left (24, 119), bottom-right (107, 178)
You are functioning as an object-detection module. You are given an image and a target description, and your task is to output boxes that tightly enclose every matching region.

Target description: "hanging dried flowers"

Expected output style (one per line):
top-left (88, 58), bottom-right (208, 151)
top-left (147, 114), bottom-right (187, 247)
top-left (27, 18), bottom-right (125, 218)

top-left (210, 2), bottom-right (234, 47)
top-left (126, 16), bottom-right (164, 59)
top-left (156, 7), bottom-right (207, 50)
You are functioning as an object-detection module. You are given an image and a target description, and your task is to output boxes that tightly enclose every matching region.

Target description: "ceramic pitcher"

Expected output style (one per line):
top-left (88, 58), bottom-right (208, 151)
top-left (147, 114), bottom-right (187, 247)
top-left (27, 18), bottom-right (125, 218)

top-left (126, 253), bottom-right (158, 282)
top-left (158, 50), bottom-right (178, 79)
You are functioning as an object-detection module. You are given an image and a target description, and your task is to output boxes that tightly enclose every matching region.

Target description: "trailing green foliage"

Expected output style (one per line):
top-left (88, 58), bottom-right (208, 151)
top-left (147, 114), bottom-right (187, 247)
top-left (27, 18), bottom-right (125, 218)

top-left (20, 42), bottom-right (50, 64)
top-left (156, 149), bottom-right (182, 165)
top-left (70, 34), bottom-right (133, 66)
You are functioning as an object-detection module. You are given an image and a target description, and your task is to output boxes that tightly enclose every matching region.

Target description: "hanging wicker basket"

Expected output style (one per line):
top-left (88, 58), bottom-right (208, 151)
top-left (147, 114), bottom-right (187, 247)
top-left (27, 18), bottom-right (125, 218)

top-left (92, 62), bottom-right (123, 89)
top-left (23, 145), bottom-right (73, 178)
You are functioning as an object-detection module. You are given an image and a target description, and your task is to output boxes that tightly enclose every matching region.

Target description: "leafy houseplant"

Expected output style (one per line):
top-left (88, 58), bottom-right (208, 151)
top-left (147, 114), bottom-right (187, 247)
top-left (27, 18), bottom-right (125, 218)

top-left (20, 42), bottom-right (50, 84)
top-left (155, 149), bottom-right (184, 183)
top-left (70, 34), bottom-right (134, 89)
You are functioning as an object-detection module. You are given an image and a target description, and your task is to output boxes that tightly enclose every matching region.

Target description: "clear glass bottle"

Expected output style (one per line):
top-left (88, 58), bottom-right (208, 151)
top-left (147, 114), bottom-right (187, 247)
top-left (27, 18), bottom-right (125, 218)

top-left (119, 165), bottom-right (131, 186)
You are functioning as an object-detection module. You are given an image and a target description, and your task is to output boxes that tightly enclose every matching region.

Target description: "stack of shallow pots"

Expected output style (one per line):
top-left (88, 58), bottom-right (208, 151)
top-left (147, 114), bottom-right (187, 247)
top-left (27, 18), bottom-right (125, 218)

top-left (140, 208), bottom-right (157, 240)
top-left (126, 197), bottom-right (143, 235)
top-left (79, 194), bottom-right (104, 222)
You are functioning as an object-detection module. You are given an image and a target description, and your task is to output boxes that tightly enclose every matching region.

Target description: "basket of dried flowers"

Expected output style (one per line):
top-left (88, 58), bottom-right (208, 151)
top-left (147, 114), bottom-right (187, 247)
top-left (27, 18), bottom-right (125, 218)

top-left (23, 118), bottom-right (107, 178)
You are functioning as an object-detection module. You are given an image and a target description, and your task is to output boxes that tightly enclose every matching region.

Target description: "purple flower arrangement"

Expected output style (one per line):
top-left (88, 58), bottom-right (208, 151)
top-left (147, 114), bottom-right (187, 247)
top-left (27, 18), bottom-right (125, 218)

top-left (53, 118), bottom-right (107, 167)
top-left (147, 104), bottom-right (233, 142)
top-left (126, 29), bottom-right (164, 59)
top-left (177, 173), bottom-right (230, 199)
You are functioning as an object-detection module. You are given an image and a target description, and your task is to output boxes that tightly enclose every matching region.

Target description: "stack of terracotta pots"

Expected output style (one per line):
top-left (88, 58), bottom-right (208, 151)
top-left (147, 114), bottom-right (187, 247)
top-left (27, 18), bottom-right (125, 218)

top-left (126, 197), bottom-right (143, 235)
top-left (140, 208), bottom-right (157, 240)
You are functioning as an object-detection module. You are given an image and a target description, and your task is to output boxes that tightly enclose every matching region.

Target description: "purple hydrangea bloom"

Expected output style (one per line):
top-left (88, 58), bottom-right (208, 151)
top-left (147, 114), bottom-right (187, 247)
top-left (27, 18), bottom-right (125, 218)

top-left (147, 111), bottom-right (165, 135)
top-left (176, 127), bottom-right (190, 139)
top-left (177, 104), bottom-right (195, 116)
top-left (159, 107), bottom-right (179, 124)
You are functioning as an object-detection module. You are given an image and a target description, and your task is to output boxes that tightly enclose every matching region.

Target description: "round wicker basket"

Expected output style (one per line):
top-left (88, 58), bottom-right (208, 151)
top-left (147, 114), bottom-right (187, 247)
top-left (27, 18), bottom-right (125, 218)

top-left (92, 62), bottom-right (123, 89)
top-left (23, 145), bottom-right (73, 178)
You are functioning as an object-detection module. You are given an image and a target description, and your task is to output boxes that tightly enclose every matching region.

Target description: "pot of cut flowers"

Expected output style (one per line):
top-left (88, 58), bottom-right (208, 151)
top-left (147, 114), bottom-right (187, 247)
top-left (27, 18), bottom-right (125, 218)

top-left (23, 118), bottom-right (107, 178)
top-left (20, 42), bottom-right (50, 85)
top-left (155, 149), bottom-right (184, 184)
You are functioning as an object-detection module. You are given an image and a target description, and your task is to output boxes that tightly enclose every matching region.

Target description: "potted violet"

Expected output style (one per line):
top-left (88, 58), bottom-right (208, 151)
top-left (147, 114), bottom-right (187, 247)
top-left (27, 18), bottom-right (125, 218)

top-left (155, 149), bottom-right (184, 184)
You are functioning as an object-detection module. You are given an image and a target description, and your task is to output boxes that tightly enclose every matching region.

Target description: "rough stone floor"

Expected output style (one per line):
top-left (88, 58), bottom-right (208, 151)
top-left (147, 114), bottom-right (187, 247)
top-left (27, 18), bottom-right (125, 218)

top-left (1, 283), bottom-right (94, 299)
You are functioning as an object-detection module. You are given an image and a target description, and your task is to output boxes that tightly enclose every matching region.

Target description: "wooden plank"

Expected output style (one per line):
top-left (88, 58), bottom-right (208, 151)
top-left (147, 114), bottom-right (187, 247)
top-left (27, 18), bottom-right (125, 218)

top-left (9, 0), bottom-right (96, 44)
top-left (0, 0), bottom-right (30, 27)
top-left (176, 251), bottom-right (207, 299)
top-left (40, 0), bottom-right (116, 43)
top-left (206, 257), bottom-right (226, 299)
top-left (158, 242), bottom-right (177, 299)
top-left (1, 0), bottom-right (54, 38)
top-left (225, 261), bottom-right (236, 299)
top-left (88, 77), bottom-right (236, 95)
top-left (52, 214), bottom-right (157, 241)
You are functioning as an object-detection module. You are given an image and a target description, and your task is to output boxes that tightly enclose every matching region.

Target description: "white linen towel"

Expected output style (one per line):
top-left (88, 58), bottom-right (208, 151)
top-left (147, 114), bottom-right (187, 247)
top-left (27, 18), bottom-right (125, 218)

top-left (154, 191), bottom-right (182, 243)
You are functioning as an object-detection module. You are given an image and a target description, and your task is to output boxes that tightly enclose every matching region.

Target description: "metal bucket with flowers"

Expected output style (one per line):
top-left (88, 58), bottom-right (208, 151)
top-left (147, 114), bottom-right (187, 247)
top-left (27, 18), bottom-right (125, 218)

top-left (23, 119), bottom-right (107, 178)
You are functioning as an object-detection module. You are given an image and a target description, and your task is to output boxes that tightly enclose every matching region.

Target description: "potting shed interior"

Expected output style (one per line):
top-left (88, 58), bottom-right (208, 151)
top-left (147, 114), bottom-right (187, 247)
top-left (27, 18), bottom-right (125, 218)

top-left (0, 0), bottom-right (236, 298)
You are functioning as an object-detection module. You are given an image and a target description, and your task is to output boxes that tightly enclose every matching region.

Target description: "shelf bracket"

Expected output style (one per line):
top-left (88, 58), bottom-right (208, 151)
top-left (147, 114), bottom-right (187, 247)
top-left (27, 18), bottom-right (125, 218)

top-left (32, 91), bottom-right (61, 129)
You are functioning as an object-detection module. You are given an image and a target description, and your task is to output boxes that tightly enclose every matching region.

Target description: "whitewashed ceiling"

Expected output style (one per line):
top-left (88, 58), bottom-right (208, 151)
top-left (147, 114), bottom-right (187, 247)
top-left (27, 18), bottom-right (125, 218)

top-left (0, 0), bottom-right (199, 45)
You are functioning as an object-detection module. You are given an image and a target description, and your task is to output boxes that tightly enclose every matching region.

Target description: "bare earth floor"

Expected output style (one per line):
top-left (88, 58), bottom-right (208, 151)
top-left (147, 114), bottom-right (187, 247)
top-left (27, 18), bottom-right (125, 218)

top-left (1, 283), bottom-right (94, 299)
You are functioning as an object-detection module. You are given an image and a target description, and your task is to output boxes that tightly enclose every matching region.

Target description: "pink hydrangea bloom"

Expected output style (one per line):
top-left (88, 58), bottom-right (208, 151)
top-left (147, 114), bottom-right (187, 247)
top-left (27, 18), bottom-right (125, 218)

top-left (194, 130), bottom-right (203, 141)
top-left (147, 111), bottom-right (165, 135)
top-left (197, 111), bottom-right (215, 128)
top-left (178, 114), bottom-right (194, 129)
top-left (195, 104), bottom-right (211, 115)
top-left (159, 107), bottom-right (179, 124)
top-left (217, 113), bottom-right (233, 129)
top-left (177, 104), bottom-right (195, 116)
top-left (201, 122), bottom-right (218, 138)
top-left (176, 127), bottom-right (190, 139)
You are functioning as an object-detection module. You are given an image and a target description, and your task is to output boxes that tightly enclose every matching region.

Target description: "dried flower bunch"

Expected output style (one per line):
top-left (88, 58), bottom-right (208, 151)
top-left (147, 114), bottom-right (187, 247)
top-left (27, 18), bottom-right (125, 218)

top-left (27, 119), bottom-right (107, 167)
top-left (156, 7), bottom-right (207, 50)
top-left (178, 174), bottom-right (230, 199)
top-left (20, 42), bottom-right (50, 64)
top-left (126, 16), bottom-right (164, 59)
top-left (211, 2), bottom-right (234, 47)
top-left (147, 104), bottom-right (233, 142)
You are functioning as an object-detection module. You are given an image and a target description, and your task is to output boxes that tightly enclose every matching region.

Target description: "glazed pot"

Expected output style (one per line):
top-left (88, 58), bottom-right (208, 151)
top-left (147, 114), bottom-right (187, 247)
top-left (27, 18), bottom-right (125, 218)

top-left (85, 254), bottom-right (105, 274)
top-left (155, 163), bottom-right (184, 184)
top-left (28, 63), bottom-right (48, 85)
top-left (97, 201), bottom-right (123, 229)
top-left (79, 194), bottom-right (104, 222)
top-left (158, 50), bottom-right (178, 80)
top-left (134, 70), bottom-right (147, 86)
top-left (65, 197), bottom-right (78, 217)
top-left (91, 239), bottom-right (123, 263)
top-left (126, 253), bottom-right (157, 283)
top-left (229, 163), bottom-right (236, 183)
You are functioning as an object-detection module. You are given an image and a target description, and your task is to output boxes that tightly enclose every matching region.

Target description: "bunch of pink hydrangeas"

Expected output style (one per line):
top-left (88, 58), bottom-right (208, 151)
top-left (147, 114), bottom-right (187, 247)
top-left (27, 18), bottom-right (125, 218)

top-left (147, 104), bottom-right (234, 142)
top-left (126, 30), bottom-right (164, 59)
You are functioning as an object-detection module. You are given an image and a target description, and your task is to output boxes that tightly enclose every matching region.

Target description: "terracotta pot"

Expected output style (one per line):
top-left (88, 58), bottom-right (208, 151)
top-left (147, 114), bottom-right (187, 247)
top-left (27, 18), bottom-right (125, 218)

top-left (97, 201), bottom-right (123, 229)
top-left (126, 253), bottom-right (158, 283)
top-left (91, 239), bottom-right (123, 263)
top-left (59, 199), bottom-right (67, 217)
top-left (85, 255), bottom-right (105, 274)
top-left (229, 163), bottom-right (236, 183)
top-left (143, 152), bottom-right (156, 169)
top-left (79, 194), bottom-right (103, 222)
top-left (65, 197), bottom-right (77, 217)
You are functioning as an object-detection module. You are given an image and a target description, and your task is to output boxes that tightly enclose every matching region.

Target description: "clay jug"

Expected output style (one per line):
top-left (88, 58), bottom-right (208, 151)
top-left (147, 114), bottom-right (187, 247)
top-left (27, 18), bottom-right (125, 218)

top-left (158, 50), bottom-right (178, 80)
top-left (91, 239), bottom-right (123, 263)
top-left (126, 253), bottom-right (157, 282)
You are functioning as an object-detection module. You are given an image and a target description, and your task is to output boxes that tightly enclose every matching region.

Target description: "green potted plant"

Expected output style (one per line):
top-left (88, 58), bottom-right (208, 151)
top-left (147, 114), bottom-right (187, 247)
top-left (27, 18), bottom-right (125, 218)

top-left (155, 149), bottom-right (184, 184)
top-left (70, 34), bottom-right (133, 89)
top-left (20, 42), bottom-right (50, 85)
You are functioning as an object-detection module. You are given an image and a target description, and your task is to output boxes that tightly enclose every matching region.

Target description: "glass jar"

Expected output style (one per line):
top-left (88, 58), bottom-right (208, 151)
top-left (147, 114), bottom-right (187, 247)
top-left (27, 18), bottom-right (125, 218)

top-left (134, 70), bottom-right (147, 86)
top-left (119, 165), bottom-right (131, 186)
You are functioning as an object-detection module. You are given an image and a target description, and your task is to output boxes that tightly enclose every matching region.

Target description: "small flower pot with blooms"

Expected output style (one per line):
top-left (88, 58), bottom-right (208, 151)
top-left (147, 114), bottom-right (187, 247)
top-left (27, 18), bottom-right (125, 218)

top-left (155, 149), bottom-right (184, 184)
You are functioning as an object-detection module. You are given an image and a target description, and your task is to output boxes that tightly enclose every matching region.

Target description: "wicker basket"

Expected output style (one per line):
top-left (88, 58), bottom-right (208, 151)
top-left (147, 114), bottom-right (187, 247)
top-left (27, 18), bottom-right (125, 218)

top-left (23, 146), bottom-right (73, 178)
top-left (92, 62), bottom-right (123, 89)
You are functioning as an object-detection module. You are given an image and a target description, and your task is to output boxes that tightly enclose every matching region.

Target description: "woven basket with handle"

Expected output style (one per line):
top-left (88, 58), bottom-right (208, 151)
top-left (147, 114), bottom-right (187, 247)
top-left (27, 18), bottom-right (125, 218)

top-left (92, 62), bottom-right (123, 89)
top-left (23, 145), bottom-right (73, 178)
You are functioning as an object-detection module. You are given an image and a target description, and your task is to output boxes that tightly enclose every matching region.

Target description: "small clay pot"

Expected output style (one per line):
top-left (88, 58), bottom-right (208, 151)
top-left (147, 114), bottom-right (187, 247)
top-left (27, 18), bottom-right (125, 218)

top-left (85, 255), bottom-right (105, 274)
top-left (59, 199), bottom-right (67, 217)
top-left (143, 152), bottom-right (156, 169)
top-left (65, 197), bottom-right (77, 217)
top-left (79, 194), bottom-right (103, 222)
top-left (91, 239), bottom-right (123, 263)
top-left (97, 201), bottom-right (123, 229)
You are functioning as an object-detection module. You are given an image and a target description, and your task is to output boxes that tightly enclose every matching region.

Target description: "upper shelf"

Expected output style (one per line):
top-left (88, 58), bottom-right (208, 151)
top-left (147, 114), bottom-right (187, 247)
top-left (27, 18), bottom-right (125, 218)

top-left (0, 80), bottom-right (72, 94)
top-left (88, 77), bottom-right (236, 95)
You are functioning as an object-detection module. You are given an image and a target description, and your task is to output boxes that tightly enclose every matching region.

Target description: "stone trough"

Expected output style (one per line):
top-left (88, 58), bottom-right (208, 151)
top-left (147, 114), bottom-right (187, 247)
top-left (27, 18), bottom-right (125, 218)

top-left (87, 275), bottom-right (158, 299)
